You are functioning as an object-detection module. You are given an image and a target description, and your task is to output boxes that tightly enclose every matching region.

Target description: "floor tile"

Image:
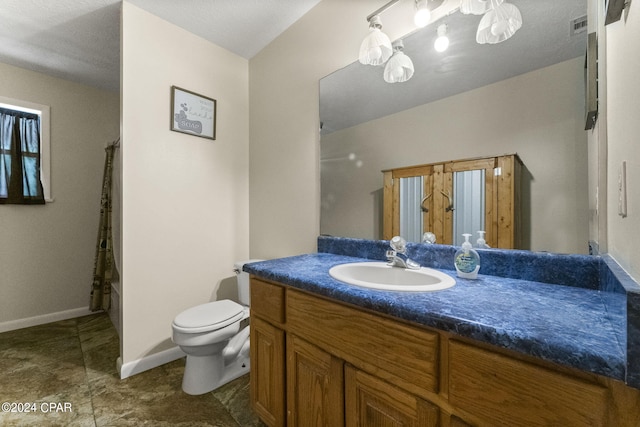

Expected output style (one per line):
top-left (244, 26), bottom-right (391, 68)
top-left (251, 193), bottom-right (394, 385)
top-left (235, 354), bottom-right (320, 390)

top-left (0, 313), bottom-right (265, 427)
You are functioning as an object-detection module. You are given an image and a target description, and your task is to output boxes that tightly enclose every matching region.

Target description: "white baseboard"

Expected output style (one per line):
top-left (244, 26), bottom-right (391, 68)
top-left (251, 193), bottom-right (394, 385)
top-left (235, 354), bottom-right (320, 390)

top-left (0, 306), bottom-right (94, 333)
top-left (118, 346), bottom-right (185, 379)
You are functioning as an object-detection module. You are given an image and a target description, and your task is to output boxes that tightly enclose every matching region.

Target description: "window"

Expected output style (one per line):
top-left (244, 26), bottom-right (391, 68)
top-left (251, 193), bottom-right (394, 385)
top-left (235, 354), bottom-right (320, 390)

top-left (0, 96), bottom-right (51, 204)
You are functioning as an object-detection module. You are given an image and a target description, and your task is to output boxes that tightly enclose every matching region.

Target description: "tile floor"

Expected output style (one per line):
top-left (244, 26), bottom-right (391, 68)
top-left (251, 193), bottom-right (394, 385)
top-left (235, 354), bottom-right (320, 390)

top-left (0, 313), bottom-right (265, 426)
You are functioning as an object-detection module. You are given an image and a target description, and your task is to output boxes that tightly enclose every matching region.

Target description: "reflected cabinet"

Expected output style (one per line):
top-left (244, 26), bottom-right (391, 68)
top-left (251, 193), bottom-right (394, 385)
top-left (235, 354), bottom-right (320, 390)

top-left (383, 154), bottom-right (522, 249)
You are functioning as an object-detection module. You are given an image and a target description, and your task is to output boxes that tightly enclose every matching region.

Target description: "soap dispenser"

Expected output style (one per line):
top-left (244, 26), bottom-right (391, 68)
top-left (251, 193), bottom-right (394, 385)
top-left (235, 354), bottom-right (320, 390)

top-left (476, 230), bottom-right (491, 249)
top-left (455, 233), bottom-right (480, 279)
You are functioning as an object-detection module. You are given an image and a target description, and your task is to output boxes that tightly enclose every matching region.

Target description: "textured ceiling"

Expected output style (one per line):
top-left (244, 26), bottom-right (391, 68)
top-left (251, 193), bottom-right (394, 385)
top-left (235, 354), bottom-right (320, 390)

top-left (320, 0), bottom-right (588, 134)
top-left (0, 0), bottom-right (588, 126)
top-left (0, 0), bottom-right (121, 91)
top-left (0, 0), bottom-right (322, 92)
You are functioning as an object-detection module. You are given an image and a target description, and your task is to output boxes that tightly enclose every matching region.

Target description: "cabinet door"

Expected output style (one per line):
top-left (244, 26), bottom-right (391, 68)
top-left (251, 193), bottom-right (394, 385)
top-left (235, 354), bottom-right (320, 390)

top-left (251, 316), bottom-right (285, 427)
top-left (345, 365), bottom-right (439, 427)
top-left (287, 334), bottom-right (344, 427)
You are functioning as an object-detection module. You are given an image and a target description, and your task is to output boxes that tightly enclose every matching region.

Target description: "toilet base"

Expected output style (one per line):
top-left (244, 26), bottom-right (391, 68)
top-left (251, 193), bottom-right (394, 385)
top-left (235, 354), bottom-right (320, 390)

top-left (182, 351), bottom-right (250, 395)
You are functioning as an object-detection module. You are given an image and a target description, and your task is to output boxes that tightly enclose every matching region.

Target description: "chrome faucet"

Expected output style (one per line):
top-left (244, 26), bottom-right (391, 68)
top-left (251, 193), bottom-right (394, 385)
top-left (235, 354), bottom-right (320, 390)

top-left (386, 236), bottom-right (420, 269)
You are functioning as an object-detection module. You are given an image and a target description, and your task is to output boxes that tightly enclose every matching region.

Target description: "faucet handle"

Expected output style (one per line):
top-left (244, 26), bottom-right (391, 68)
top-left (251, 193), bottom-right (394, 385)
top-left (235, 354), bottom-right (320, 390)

top-left (390, 236), bottom-right (407, 253)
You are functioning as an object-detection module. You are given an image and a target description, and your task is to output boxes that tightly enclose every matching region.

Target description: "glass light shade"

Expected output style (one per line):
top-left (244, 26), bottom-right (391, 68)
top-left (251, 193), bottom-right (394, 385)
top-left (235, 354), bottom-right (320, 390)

top-left (460, 0), bottom-right (502, 15)
top-left (383, 51), bottom-right (414, 83)
top-left (359, 27), bottom-right (392, 65)
top-left (476, 1), bottom-right (522, 44)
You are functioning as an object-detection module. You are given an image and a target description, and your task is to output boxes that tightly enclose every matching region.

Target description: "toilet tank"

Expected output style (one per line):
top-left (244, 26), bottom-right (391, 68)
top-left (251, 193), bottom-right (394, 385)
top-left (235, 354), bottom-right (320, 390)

top-left (234, 260), bottom-right (264, 306)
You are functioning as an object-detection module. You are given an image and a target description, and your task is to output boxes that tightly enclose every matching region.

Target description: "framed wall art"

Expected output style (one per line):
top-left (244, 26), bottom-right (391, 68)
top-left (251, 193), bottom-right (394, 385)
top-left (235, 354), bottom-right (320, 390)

top-left (170, 86), bottom-right (216, 140)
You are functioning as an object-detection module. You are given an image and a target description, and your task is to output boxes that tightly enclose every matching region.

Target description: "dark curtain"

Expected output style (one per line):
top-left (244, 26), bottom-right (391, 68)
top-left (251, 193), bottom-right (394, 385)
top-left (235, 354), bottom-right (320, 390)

top-left (90, 142), bottom-right (118, 311)
top-left (0, 107), bottom-right (45, 204)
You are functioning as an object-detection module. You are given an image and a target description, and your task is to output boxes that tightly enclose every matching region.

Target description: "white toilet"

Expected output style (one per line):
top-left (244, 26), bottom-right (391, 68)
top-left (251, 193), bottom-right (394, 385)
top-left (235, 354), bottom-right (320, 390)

top-left (171, 260), bottom-right (261, 395)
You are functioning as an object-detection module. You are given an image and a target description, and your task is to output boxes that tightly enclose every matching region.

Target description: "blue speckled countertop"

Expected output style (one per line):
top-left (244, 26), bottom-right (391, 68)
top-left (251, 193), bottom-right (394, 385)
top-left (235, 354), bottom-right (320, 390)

top-left (244, 252), bottom-right (627, 382)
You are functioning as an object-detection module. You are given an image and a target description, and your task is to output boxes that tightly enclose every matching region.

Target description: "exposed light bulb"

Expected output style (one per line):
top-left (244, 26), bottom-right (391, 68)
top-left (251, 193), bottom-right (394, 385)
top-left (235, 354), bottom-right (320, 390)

top-left (414, 9), bottom-right (431, 27)
top-left (434, 24), bottom-right (449, 52)
top-left (414, 0), bottom-right (431, 27)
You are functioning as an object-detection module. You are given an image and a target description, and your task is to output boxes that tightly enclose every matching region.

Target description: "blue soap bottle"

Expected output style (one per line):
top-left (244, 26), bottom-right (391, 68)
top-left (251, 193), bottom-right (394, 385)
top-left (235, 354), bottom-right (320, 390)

top-left (454, 233), bottom-right (480, 279)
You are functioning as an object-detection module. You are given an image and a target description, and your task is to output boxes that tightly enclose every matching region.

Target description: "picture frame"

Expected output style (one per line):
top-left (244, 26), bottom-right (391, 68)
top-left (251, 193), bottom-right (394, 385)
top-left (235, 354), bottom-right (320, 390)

top-left (170, 86), bottom-right (216, 140)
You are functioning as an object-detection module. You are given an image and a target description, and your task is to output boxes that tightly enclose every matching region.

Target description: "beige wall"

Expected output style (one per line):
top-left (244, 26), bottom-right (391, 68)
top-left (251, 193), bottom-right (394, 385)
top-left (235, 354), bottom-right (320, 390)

top-left (249, 0), bottom-right (402, 259)
top-left (321, 58), bottom-right (588, 254)
top-left (0, 62), bottom-right (119, 330)
top-left (606, 7), bottom-right (640, 280)
top-left (120, 2), bottom-right (249, 367)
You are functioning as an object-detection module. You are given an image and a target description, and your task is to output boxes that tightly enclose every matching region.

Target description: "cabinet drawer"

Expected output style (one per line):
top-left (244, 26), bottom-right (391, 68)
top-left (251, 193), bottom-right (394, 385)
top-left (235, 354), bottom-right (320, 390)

top-left (287, 290), bottom-right (439, 397)
top-left (250, 278), bottom-right (285, 325)
top-left (449, 340), bottom-right (608, 427)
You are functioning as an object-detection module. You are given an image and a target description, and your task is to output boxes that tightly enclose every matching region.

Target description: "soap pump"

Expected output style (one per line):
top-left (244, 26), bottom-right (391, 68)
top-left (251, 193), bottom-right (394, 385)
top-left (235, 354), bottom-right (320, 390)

top-left (454, 233), bottom-right (480, 279)
top-left (476, 230), bottom-right (490, 249)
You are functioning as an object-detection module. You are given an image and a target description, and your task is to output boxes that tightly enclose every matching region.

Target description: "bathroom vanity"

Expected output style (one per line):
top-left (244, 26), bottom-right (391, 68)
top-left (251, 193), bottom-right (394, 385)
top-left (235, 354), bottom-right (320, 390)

top-left (246, 237), bottom-right (640, 427)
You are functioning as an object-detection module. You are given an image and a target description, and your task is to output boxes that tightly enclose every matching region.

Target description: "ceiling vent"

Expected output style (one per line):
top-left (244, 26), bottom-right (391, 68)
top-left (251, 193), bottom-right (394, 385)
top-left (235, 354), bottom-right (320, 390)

top-left (571, 15), bottom-right (588, 36)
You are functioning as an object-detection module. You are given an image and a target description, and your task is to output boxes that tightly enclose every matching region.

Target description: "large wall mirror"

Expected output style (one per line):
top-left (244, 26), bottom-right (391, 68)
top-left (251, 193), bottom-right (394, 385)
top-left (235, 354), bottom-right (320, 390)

top-left (320, 0), bottom-right (592, 254)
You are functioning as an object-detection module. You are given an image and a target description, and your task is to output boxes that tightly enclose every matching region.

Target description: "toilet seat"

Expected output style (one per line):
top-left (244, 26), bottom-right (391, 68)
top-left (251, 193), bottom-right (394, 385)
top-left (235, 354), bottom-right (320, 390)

top-left (173, 300), bottom-right (244, 334)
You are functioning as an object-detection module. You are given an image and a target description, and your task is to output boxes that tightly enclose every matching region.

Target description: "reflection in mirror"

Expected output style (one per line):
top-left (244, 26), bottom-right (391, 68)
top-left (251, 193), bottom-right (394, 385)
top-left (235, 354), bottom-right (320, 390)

top-left (453, 170), bottom-right (485, 246)
top-left (399, 176), bottom-right (424, 243)
top-left (320, 0), bottom-right (590, 254)
top-left (399, 170), bottom-right (488, 245)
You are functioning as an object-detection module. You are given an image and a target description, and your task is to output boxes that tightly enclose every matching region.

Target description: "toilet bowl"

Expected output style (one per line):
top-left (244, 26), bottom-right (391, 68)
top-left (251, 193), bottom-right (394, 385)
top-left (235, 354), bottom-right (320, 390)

top-left (171, 260), bottom-right (262, 395)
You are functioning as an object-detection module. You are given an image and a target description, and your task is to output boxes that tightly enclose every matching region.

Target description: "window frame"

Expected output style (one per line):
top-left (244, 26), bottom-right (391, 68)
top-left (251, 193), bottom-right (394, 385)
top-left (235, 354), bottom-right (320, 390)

top-left (0, 96), bottom-right (51, 202)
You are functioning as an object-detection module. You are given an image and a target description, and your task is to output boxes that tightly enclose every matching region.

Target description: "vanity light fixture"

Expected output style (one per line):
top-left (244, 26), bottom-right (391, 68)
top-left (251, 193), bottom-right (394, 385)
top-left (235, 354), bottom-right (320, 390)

top-left (414, 0), bottom-right (432, 28)
top-left (476, 0), bottom-right (522, 44)
top-left (434, 24), bottom-right (449, 52)
top-left (460, 0), bottom-right (494, 16)
top-left (358, 0), bottom-right (523, 83)
top-left (358, 15), bottom-right (393, 66)
top-left (383, 40), bottom-right (415, 83)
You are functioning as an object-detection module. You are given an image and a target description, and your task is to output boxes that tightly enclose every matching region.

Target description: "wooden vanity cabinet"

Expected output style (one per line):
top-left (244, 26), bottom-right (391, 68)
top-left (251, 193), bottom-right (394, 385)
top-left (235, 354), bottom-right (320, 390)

top-left (250, 278), bottom-right (640, 427)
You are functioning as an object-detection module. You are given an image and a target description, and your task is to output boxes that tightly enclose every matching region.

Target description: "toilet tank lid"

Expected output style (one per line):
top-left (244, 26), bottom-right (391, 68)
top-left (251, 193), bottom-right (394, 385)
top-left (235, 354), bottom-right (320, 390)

top-left (173, 300), bottom-right (244, 332)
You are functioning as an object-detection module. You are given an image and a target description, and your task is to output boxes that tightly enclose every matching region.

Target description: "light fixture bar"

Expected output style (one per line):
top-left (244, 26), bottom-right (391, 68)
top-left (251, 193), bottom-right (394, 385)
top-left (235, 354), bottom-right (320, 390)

top-left (366, 0), bottom-right (403, 23)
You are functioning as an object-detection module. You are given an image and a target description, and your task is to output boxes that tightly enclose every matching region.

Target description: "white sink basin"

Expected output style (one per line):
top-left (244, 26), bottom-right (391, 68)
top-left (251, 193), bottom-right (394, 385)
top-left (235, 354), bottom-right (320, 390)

top-left (329, 262), bottom-right (456, 292)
